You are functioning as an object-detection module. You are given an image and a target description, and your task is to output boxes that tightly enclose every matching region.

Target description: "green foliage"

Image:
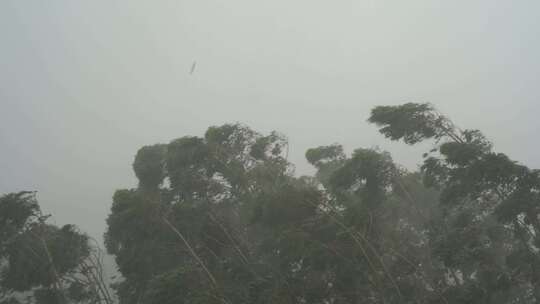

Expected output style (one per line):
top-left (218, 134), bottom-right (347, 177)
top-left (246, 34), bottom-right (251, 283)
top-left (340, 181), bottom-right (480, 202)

top-left (0, 192), bottom-right (111, 304)
top-left (105, 123), bottom-right (447, 304)
top-left (142, 267), bottom-right (221, 304)
top-left (369, 102), bottom-right (540, 303)
top-left (368, 103), bottom-right (448, 144)
top-left (327, 148), bottom-right (395, 206)
top-left (0, 191), bottom-right (39, 250)
top-left (305, 144), bottom-right (346, 186)
top-left (9, 103), bottom-right (540, 303)
top-left (305, 144), bottom-right (345, 167)
top-left (102, 107), bottom-right (540, 304)
top-left (0, 298), bottom-right (21, 304)
top-left (133, 144), bottom-right (167, 190)
top-left (105, 124), bottom-right (294, 304)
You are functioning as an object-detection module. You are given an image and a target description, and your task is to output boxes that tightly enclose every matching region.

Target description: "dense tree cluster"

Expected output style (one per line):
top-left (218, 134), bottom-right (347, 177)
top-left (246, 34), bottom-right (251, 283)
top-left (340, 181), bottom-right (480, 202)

top-left (0, 192), bottom-right (113, 304)
top-left (370, 103), bottom-right (540, 303)
top-left (3, 103), bottom-right (539, 303)
top-left (106, 103), bottom-right (540, 304)
top-left (102, 104), bottom-right (540, 303)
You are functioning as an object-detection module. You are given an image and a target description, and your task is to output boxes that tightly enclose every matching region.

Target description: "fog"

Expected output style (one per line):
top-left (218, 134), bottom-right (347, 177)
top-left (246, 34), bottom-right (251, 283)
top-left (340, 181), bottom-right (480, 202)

top-left (1, 0), bottom-right (539, 245)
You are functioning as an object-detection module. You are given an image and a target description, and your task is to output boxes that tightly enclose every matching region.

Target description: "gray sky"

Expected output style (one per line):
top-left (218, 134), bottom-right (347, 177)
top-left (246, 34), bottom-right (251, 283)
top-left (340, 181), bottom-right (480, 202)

top-left (1, 0), bottom-right (539, 243)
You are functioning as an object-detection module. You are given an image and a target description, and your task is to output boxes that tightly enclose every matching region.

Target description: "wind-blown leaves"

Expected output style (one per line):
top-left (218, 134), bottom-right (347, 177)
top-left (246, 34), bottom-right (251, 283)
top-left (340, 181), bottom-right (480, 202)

top-left (0, 192), bottom-right (112, 304)
top-left (369, 102), bottom-right (540, 303)
top-left (102, 108), bottom-right (540, 304)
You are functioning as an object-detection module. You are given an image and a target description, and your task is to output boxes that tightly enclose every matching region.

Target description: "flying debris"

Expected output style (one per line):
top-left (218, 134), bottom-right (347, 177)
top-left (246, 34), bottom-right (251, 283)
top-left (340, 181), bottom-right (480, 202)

top-left (190, 61), bottom-right (197, 75)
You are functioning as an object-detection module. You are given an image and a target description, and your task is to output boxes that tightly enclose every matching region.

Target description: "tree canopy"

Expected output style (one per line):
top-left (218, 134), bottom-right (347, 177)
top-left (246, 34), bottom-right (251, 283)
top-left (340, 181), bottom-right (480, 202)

top-left (104, 107), bottom-right (540, 303)
top-left (3, 104), bottom-right (538, 304)
top-left (0, 192), bottom-right (113, 304)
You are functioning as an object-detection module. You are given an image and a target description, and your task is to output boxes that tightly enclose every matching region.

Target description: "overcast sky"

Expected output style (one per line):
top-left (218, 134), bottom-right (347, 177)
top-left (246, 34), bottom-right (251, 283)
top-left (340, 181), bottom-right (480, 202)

top-left (1, 1), bottom-right (539, 243)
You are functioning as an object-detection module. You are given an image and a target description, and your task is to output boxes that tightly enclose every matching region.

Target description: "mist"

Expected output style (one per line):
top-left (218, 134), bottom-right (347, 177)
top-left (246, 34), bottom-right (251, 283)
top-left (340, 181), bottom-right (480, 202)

top-left (1, 1), bottom-right (540, 303)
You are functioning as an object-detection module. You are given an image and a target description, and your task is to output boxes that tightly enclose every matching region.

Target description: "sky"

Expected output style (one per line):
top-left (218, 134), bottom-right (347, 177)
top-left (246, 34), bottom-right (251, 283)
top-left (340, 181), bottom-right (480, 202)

top-left (1, 0), bottom-right (540, 247)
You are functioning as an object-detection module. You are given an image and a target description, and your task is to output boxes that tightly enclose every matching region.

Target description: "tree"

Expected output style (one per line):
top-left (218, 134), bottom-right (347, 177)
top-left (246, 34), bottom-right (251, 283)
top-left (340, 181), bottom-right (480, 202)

top-left (105, 124), bottom-right (293, 304)
top-left (0, 192), bottom-right (113, 304)
top-left (106, 123), bottom-right (442, 304)
top-left (105, 107), bottom-right (539, 304)
top-left (369, 102), bottom-right (540, 303)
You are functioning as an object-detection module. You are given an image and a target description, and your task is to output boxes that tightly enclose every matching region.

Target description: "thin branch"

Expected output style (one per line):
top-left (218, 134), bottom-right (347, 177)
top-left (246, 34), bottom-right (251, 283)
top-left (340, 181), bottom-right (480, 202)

top-left (161, 216), bottom-right (218, 288)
